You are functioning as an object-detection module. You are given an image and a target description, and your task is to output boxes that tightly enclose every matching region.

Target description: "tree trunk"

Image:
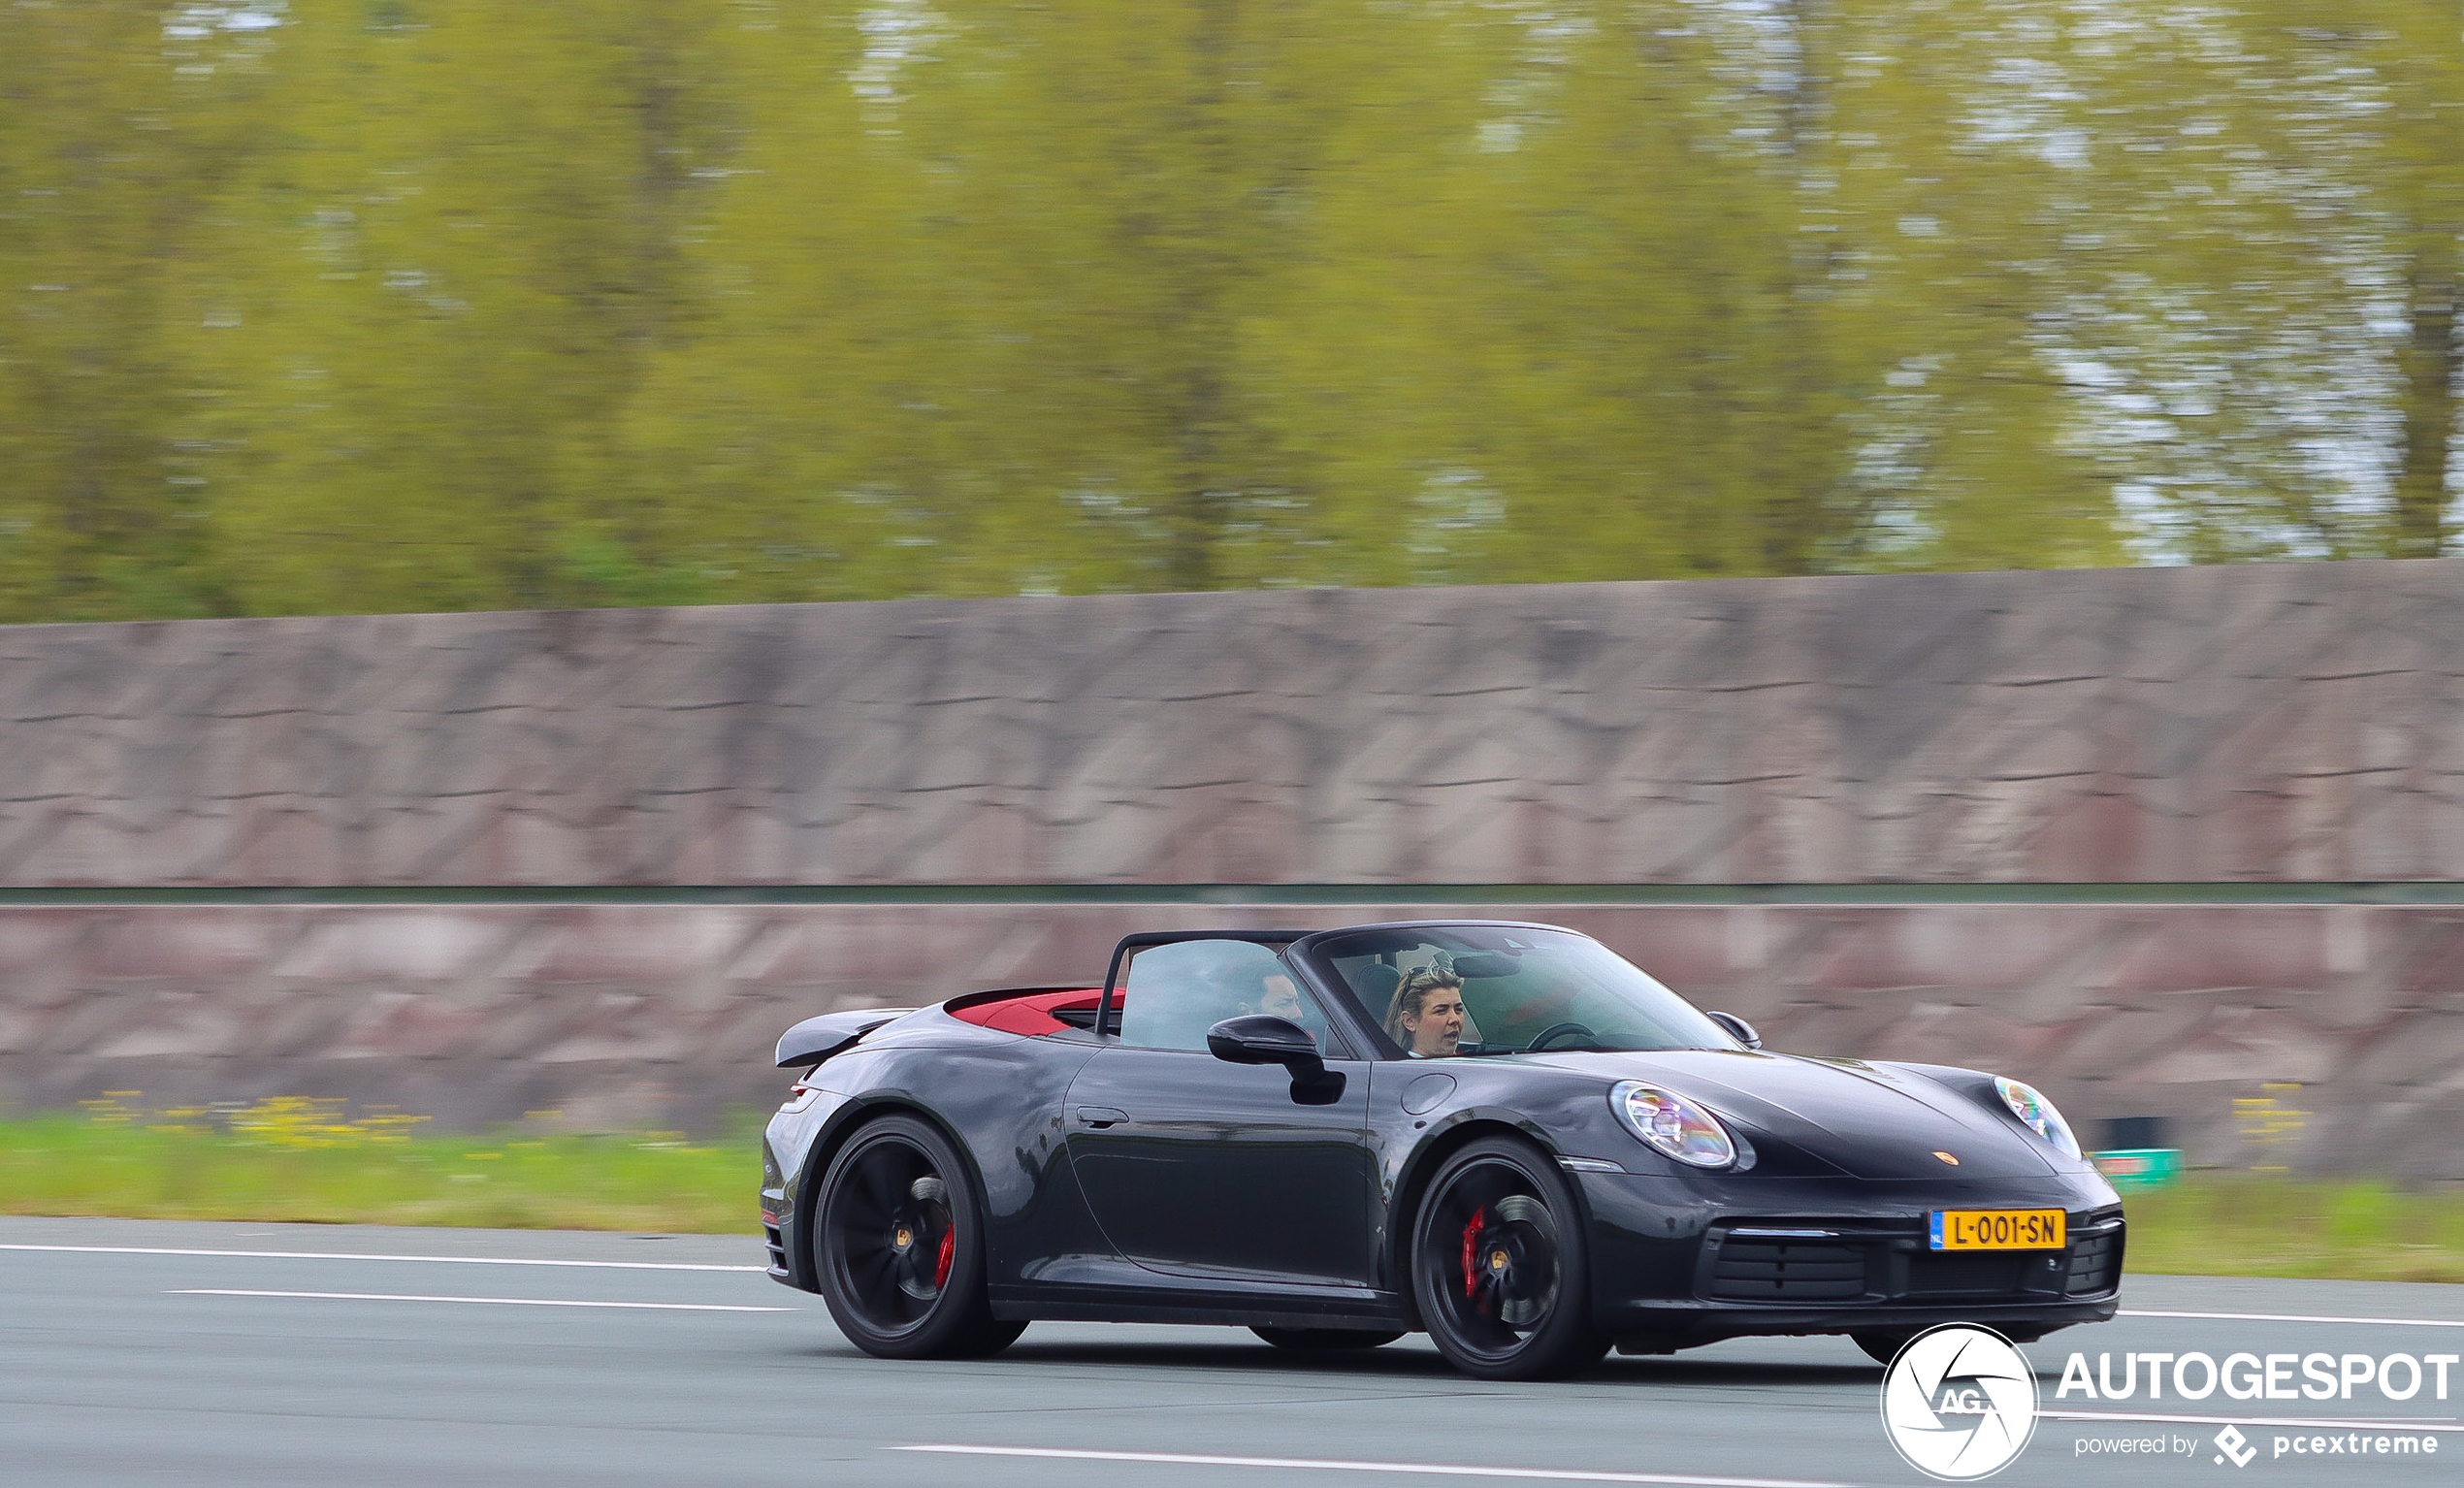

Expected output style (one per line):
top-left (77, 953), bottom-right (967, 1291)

top-left (2394, 253), bottom-right (2457, 558)
top-left (1761, 0), bottom-right (1837, 576)
top-left (1165, 0), bottom-right (1240, 595)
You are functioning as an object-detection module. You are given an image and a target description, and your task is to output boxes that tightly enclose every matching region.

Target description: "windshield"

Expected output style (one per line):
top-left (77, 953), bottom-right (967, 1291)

top-left (1301, 925), bottom-right (1736, 1058)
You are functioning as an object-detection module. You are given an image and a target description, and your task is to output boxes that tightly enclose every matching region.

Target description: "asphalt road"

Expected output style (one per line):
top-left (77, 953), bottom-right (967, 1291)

top-left (3, 1215), bottom-right (2457, 1488)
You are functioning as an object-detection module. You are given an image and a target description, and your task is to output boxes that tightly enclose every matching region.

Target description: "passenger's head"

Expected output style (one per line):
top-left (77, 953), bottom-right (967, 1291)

top-left (1385, 966), bottom-right (1466, 1057)
top-left (1256, 973), bottom-right (1305, 1023)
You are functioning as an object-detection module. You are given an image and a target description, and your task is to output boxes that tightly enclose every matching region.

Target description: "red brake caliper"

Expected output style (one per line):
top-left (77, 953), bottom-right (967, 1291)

top-left (1461, 1208), bottom-right (1485, 1302)
top-left (934, 1225), bottom-right (955, 1290)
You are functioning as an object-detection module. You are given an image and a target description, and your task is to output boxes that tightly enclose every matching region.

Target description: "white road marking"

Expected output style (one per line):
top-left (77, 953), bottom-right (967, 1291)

top-left (170, 1288), bottom-right (794, 1311)
top-left (2121, 1308), bottom-right (2464, 1330)
top-left (892, 1445), bottom-right (1847, 1488)
top-left (2043, 1408), bottom-right (2464, 1434)
top-left (1, 1243), bottom-right (762, 1273)
top-left (16, 1251), bottom-right (2456, 1323)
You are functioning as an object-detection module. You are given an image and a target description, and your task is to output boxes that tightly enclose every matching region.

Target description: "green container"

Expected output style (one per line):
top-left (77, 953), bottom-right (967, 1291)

top-left (2089, 1148), bottom-right (2183, 1191)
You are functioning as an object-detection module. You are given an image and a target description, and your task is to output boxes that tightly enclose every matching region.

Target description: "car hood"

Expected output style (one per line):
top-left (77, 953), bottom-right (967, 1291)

top-left (1519, 1048), bottom-right (2059, 1180)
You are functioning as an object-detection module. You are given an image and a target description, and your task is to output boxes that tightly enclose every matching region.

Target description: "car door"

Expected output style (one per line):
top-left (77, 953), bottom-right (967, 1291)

top-left (1062, 938), bottom-right (1376, 1289)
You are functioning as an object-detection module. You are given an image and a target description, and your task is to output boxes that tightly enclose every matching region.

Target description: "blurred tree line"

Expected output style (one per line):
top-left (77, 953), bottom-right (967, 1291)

top-left (1, 0), bottom-right (2458, 620)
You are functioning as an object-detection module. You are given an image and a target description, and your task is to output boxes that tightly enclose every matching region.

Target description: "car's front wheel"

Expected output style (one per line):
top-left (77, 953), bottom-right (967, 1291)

top-left (812, 1112), bottom-right (1025, 1359)
top-left (1410, 1136), bottom-right (1608, 1380)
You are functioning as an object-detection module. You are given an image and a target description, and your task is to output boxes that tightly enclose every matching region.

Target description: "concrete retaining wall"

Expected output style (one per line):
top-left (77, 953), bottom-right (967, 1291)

top-left (4, 557), bottom-right (2461, 1169)
top-left (0, 558), bottom-right (2457, 888)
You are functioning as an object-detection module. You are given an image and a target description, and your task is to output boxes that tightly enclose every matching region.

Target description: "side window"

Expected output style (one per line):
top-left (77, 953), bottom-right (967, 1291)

top-left (1116, 940), bottom-right (1338, 1053)
top-left (1334, 946), bottom-right (1482, 1057)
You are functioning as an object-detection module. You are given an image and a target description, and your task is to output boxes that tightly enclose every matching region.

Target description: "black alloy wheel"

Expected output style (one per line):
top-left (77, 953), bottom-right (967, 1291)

top-left (1410, 1136), bottom-right (1609, 1380)
top-left (813, 1113), bottom-right (1025, 1359)
top-left (1250, 1327), bottom-right (1407, 1352)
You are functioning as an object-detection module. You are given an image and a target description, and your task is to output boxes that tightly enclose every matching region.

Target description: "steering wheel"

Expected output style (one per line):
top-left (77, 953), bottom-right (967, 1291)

top-left (1526, 1021), bottom-right (1599, 1051)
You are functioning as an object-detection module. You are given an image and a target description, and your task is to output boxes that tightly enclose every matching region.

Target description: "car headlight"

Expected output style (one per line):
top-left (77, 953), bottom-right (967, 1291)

top-left (1610, 1081), bottom-right (1736, 1168)
top-left (1994, 1076), bottom-right (2081, 1158)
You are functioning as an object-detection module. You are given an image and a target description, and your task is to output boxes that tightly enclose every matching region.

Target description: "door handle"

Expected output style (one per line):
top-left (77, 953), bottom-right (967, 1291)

top-left (1074, 1107), bottom-right (1127, 1129)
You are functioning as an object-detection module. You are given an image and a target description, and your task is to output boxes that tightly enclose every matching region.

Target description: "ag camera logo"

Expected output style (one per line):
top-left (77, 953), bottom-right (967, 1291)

top-left (1880, 1324), bottom-right (2040, 1479)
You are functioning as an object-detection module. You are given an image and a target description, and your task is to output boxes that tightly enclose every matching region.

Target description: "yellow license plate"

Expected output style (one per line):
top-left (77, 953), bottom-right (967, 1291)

top-left (1929, 1209), bottom-right (2065, 1250)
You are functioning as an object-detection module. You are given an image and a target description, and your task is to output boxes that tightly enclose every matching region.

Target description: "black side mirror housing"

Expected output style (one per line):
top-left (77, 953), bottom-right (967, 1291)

top-left (1207, 1015), bottom-right (1345, 1104)
top-left (1208, 1014), bottom-right (1322, 1075)
top-left (1708, 1010), bottom-right (1763, 1051)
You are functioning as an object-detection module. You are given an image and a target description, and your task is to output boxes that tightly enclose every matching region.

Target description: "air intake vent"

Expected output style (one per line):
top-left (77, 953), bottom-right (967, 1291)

top-left (1706, 1241), bottom-right (1867, 1301)
top-left (1904, 1251), bottom-right (2028, 1298)
top-left (2065, 1227), bottom-right (2121, 1296)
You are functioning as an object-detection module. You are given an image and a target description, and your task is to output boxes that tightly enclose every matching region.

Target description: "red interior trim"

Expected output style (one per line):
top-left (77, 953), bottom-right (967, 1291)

top-left (945, 987), bottom-right (1103, 1036)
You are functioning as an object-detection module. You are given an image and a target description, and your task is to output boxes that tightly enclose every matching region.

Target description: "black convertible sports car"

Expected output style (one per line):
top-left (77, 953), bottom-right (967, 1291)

top-left (760, 921), bottom-right (2122, 1379)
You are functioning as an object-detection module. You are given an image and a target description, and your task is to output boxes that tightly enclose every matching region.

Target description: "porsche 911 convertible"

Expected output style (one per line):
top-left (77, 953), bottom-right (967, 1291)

top-left (759, 921), bottom-right (2122, 1379)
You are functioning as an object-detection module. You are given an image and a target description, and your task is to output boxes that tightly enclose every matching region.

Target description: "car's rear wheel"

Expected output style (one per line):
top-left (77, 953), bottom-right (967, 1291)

top-left (1250, 1326), bottom-right (1406, 1351)
top-left (1410, 1137), bottom-right (1608, 1380)
top-left (812, 1113), bottom-right (1024, 1359)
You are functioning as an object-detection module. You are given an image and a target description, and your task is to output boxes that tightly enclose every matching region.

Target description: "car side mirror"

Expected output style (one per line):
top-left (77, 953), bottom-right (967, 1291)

top-left (1207, 1015), bottom-right (1345, 1104)
top-left (1708, 1011), bottom-right (1762, 1051)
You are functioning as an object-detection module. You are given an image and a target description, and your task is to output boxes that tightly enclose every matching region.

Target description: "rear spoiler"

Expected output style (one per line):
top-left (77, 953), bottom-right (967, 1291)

top-left (775, 1008), bottom-right (919, 1069)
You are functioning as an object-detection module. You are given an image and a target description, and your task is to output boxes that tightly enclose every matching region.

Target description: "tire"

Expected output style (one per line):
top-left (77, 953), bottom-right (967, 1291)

top-left (1853, 1330), bottom-right (1916, 1366)
top-left (1251, 1327), bottom-right (1406, 1351)
top-left (812, 1113), bottom-right (1023, 1360)
top-left (1408, 1136), bottom-right (1606, 1380)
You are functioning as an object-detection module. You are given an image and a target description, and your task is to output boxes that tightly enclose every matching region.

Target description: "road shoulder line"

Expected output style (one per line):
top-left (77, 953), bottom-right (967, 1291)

top-left (1, 1243), bottom-right (763, 1272)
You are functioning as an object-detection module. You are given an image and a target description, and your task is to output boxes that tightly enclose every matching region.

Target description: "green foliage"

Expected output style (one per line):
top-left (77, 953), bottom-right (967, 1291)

top-left (0, 1107), bottom-right (755, 1232)
top-left (1, 0), bottom-right (2458, 621)
top-left (2125, 1174), bottom-right (2464, 1284)
top-left (0, 0), bottom-right (277, 619)
top-left (166, 0), bottom-right (737, 614)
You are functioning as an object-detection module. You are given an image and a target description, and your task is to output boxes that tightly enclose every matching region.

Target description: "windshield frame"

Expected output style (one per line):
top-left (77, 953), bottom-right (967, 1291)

top-left (1283, 920), bottom-right (1740, 1062)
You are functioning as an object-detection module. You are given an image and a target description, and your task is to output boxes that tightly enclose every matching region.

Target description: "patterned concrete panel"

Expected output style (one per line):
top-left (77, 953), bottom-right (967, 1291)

top-left (0, 561), bottom-right (2453, 886)
top-left (3, 900), bottom-right (2458, 1176)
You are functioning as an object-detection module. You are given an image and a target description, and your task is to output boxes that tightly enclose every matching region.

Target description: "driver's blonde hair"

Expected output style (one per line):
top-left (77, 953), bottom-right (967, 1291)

top-left (1382, 965), bottom-right (1463, 1045)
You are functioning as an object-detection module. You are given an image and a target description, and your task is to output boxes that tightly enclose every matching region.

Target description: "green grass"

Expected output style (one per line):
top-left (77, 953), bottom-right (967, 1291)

top-left (8, 1108), bottom-right (2464, 1280)
top-left (0, 1109), bottom-right (755, 1234)
top-left (2121, 1176), bottom-right (2464, 1284)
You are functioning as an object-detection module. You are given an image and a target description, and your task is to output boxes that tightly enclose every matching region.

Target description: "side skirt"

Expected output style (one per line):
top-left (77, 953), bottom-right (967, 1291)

top-left (990, 1286), bottom-right (1411, 1333)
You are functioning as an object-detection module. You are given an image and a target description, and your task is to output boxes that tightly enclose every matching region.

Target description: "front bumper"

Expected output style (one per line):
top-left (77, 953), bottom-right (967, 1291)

top-left (1578, 1170), bottom-right (2124, 1347)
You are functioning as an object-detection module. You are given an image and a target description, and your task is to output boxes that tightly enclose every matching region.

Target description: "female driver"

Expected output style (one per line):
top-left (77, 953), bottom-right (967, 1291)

top-left (1383, 965), bottom-right (1467, 1057)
